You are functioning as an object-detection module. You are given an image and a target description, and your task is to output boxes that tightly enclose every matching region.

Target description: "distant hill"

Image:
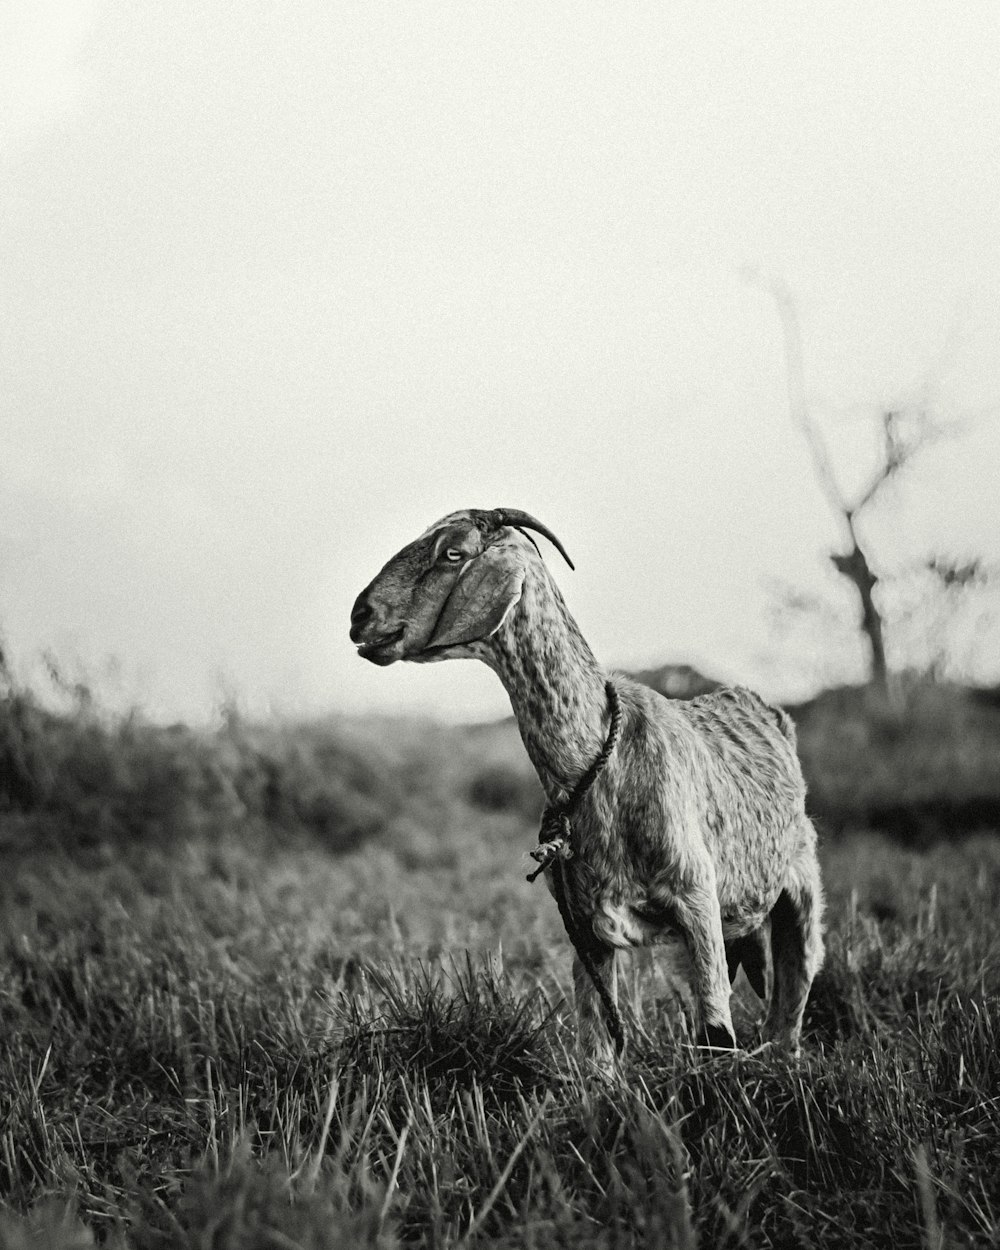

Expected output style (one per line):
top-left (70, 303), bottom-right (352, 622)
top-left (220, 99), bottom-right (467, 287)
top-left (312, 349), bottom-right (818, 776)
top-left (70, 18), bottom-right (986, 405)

top-left (626, 662), bottom-right (721, 700)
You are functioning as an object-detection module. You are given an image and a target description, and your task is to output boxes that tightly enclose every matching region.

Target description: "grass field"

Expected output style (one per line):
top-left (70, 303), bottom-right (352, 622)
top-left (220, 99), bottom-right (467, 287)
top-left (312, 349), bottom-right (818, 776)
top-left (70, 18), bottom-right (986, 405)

top-left (3, 801), bottom-right (1000, 1248)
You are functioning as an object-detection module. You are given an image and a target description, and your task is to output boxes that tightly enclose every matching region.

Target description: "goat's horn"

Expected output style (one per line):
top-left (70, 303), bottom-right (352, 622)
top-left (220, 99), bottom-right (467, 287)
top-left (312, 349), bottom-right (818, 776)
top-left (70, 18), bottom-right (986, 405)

top-left (487, 508), bottom-right (575, 570)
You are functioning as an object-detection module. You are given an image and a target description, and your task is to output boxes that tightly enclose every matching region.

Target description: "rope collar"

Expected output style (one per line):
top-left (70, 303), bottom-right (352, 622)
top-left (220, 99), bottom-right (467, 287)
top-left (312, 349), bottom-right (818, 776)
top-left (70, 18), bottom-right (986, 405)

top-left (526, 678), bottom-right (622, 882)
top-left (526, 678), bottom-right (625, 1055)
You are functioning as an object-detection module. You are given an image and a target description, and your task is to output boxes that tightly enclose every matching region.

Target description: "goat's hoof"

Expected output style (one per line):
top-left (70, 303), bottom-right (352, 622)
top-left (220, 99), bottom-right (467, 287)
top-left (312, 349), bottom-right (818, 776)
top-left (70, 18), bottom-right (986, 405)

top-left (699, 1022), bottom-right (737, 1050)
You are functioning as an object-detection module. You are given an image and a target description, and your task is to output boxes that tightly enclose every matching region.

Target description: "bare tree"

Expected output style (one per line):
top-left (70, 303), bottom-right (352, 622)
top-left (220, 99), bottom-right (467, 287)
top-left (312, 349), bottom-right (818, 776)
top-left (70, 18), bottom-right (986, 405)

top-left (748, 273), bottom-right (960, 696)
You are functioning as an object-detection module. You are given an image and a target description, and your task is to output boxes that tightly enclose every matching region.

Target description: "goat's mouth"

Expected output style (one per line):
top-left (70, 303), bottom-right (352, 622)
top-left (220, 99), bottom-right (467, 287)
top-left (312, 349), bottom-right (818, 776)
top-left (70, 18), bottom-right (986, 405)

top-left (356, 626), bottom-right (406, 666)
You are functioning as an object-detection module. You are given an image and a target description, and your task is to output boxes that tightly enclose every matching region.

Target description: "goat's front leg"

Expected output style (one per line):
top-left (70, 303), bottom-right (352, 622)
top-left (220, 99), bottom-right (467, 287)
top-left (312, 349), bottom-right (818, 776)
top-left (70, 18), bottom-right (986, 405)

top-left (673, 874), bottom-right (737, 1049)
top-left (572, 947), bottom-right (619, 1074)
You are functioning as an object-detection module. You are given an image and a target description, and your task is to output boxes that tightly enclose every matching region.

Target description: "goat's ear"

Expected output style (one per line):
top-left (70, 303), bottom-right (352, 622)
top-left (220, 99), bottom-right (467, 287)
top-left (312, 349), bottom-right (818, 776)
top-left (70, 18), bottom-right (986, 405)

top-left (427, 546), bottom-right (524, 649)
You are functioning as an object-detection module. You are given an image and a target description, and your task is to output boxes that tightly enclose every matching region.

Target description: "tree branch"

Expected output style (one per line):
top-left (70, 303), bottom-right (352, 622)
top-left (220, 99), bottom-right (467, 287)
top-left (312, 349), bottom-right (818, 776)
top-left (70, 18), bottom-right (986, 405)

top-left (743, 270), bottom-right (853, 539)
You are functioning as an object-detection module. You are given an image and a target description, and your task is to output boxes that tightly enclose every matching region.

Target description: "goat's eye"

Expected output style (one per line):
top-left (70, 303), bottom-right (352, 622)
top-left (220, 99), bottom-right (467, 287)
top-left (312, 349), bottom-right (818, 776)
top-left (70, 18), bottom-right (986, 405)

top-left (443, 547), bottom-right (464, 563)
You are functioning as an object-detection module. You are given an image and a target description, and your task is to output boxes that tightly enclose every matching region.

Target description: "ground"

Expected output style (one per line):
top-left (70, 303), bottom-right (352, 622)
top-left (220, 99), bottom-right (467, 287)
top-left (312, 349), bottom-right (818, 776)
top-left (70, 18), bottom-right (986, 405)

top-left (2, 813), bottom-right (999, 1249)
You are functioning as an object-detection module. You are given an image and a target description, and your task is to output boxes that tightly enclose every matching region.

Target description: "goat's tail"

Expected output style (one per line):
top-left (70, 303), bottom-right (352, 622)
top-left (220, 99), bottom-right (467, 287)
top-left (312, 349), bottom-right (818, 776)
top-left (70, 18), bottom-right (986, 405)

top-left (770, 703), bottom-right (797, 747)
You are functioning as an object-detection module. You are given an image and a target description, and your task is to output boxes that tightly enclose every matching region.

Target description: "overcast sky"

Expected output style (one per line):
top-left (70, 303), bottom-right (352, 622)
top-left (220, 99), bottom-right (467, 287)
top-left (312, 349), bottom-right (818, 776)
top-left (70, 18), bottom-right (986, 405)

top-left (2, 1), bottom-right (999, 723)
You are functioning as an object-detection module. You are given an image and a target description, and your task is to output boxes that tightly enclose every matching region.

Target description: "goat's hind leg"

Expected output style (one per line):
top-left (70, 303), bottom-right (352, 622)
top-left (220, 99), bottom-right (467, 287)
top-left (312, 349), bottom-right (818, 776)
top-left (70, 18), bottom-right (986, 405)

top-left (763, 821), bottom-right (824, 1054)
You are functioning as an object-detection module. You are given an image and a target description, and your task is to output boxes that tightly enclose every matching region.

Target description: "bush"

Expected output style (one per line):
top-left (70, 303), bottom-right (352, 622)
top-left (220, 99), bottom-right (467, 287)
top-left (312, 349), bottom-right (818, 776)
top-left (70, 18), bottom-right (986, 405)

top-left (0, 689), bottom-right (410, 854)
top-left (792, 679), bottom-right (1000, 841)
top-left (467, 763), bottom-right (542, 820)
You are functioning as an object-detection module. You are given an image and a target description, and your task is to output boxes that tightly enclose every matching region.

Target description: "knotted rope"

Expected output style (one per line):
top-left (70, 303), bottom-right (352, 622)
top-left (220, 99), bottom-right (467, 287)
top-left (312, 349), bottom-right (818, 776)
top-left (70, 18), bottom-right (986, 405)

top-left (526, 679), bottom-right (625, 1055)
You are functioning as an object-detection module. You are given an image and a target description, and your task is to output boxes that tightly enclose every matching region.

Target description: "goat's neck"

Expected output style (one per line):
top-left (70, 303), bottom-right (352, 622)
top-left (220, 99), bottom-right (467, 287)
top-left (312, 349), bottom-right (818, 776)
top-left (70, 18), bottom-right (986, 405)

top-left (485, 565), bottom-right (610, 800)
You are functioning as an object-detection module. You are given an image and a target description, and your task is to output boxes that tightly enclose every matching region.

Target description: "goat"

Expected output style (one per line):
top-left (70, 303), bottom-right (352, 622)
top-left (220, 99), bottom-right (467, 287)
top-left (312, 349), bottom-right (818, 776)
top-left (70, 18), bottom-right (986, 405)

top-left (350, 507), bottom-right (824, 1067)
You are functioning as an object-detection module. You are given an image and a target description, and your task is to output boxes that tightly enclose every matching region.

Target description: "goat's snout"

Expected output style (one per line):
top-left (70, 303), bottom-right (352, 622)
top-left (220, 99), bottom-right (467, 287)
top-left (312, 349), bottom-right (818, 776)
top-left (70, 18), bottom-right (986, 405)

top-left (349, 592), bottom-right (374, 643)
top-left (350, 587), bottom-right (408, 665)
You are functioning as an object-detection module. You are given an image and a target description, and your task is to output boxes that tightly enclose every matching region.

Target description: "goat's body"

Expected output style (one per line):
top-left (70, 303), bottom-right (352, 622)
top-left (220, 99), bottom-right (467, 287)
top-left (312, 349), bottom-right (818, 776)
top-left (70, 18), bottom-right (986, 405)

top-left (352, 510), bottom-right (825, 1067)
top-left (485, 555), bottom-right (824, 1062)
top-left (576, 679), bottom-right (806, 947)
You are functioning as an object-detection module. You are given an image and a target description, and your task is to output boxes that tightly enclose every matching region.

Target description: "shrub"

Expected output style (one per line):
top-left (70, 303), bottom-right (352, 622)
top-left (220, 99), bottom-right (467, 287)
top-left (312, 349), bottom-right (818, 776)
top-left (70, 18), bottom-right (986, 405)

top-left (790, 678), bottom-right (1000, 841)
top-left (467, 763), bottom-right (542, 820)
top-left (0, 688), bottom-right (408, 853)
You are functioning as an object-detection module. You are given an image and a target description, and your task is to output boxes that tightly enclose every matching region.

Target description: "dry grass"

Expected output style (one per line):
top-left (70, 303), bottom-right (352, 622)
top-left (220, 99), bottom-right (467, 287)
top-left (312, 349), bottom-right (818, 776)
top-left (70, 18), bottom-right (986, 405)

top-left (1, 826), bottom-right (999, 1248)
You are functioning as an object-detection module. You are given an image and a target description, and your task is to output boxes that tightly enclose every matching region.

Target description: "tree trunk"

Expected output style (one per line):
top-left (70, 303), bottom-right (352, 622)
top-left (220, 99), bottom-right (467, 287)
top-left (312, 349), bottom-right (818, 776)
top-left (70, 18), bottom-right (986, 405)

top-left (830, 540), bottom-right (889, 694)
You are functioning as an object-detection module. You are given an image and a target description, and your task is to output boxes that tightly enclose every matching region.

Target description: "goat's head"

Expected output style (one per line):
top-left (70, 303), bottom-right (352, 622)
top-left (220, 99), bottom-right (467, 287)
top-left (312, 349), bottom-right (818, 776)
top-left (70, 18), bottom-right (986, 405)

top-left (350, 508), bottom-right (573, 666)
